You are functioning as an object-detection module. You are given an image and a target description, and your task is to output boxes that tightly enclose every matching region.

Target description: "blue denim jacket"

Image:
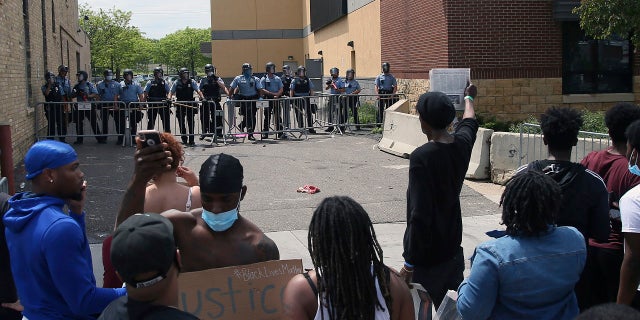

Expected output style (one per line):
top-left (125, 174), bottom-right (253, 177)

top-left (457, 226), bottom-right (586, 320)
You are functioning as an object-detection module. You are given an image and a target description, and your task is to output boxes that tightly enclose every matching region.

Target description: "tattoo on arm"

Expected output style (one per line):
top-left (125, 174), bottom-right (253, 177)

top-left (257, 236), bottom-right (280, 261)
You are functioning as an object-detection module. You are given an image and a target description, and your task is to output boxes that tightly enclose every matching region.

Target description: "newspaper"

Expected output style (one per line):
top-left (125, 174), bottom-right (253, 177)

top-left (429, 68), bottom-right (470, 111)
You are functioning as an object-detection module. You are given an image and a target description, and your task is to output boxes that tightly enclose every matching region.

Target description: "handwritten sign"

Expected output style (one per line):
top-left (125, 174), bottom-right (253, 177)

top-left (178, 259), bottom-right (303, 319)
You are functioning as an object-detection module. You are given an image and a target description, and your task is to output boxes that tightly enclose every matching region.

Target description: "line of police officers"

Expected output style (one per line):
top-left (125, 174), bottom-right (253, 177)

top-left (41, 61), bottom-right (397, 144)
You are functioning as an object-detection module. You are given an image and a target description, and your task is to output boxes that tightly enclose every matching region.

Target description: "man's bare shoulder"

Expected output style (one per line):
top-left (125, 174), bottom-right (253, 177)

top-left (255, 232), bottom-right (280, 261)
top-left (161, 209), bottom-right (199, 226)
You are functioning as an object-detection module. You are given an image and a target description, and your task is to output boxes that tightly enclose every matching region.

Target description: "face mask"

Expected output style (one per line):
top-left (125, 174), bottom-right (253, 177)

top-left (629, 150), bottom-right (640, 176)
top-left (201, 200), bottom-right (240, 232)
top-left (207, 72), bottom-right (214, 77)
top-left (106, 76), bottom-right (113, 81)
top-left (243, 69), bottom-right (252, 77)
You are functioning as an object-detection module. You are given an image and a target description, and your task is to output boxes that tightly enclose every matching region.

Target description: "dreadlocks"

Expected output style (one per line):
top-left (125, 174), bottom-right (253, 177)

top-left (500, 170), bottom-right (561, 237)
top-left (308, 196), bottom-right (392, 320)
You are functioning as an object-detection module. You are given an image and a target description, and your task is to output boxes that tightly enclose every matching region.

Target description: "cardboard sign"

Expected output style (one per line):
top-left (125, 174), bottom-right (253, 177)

top-left (77, 102), bottom-right (92, 110)
top-left (178, 259), bottom-right (303, 319)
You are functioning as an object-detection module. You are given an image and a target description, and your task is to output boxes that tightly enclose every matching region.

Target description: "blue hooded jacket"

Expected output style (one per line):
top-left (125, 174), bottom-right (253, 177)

top-left (3, 192), bottom-right (125, 319)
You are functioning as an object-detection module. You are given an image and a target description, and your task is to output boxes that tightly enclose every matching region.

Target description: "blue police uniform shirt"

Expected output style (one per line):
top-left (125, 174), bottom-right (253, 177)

top-left (144, 79), bottom-right (171, 94)
top-left (198, 77), bottom-right (225, 94)
top-left (119, 81), bottom-right (144, 103)
top-left (290, 78), bottom-right (315, 96)
top-left (328, 77), bottom-right (345, 94)
top-left (230, 75), bottom-right (262, 97)
top-left (74, 82), bottom-right (98, 96)
top-left (344, 79), bottom-right (361, 94)
top-left (260, 75), bottom-right (283, 94)
top-left (97, 80), bottom-right (120, 101)
top-left (375, 73), bottom-right (397, 91)
top-left (55, 76), bottom-right (71, 97)
top-left (169, 79), bottom-right (200, 94)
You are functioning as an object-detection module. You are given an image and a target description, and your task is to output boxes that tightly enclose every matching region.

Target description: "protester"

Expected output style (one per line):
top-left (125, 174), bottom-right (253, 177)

top-left (3, 140), bottom-right (125, 319)
top-left (116, 147), bottom-right (279, 272)
top-left (282, 196), bottom-right (414, 320)
top-left (0, 192), bottom-right (21, 320)
top-left (515, 106), bottom-right (609, 310)
top-left (618, 119), bottom-right (640, 309)
top-left (400, 83), bottom-right (478, 308)
top-left (580, 102), bottom-right (640, 307)
top-left (98, 214), bottom-right (198, 319)
top-left (457, 170), bottom-right (586, 319)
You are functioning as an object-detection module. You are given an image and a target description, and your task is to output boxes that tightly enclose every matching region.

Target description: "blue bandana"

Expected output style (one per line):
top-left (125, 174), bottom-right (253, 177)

top-left (25, 140), bottom-right (78, 180)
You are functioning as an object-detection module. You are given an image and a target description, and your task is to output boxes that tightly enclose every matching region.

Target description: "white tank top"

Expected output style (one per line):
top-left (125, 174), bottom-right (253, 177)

top-left (185, 187), bottom-right (193, 211)
top-left (314, 275), bottom-right (390, 320)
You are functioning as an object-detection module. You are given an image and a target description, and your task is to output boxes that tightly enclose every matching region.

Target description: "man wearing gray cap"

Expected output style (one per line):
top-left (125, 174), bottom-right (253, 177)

top-left (98, 213), bottom-right (197, 319)
top-left (116, 147), bottom-right (279, 272)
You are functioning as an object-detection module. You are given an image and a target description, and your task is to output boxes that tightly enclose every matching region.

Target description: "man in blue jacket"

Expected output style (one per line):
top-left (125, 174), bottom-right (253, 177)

top-left (3, 141), bottom-right (125, 319)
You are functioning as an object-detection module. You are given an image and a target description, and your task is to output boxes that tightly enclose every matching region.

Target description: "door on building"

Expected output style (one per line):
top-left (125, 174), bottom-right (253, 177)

top-left (305, 58), bottom-right (323, 93)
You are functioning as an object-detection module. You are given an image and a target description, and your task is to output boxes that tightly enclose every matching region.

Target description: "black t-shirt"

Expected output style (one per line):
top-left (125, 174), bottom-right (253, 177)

top-left (403, 118), bottom-right (478, 267)
top-left (98, 296), bottom-right (199, 320)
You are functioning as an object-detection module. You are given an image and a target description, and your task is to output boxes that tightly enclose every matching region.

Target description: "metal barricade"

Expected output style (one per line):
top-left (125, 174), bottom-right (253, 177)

top-left (0, 177), bottom-right (7, 194)
top-left (518, 123), bottom-right (611, 166)
top-left (34, 100), bottom-right (127, 144)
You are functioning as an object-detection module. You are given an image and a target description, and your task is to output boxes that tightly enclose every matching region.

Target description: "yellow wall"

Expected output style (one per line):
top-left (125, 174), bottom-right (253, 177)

top-left (212, 0), bottom-right (303, 30)
top-left (212, 39), bottom-right (303, 77)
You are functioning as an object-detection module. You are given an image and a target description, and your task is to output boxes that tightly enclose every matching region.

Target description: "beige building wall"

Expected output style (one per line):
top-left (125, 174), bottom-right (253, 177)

top-left (212, 39), bottom-right (304, 77)
top-left (0, 0), bottom-right (90, 167)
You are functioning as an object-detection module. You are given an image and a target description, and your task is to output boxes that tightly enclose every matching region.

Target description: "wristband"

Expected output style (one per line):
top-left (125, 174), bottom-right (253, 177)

top-left (403, 261), bottom-right (414, 268)
top-left (464, 95), bottom-right (474, 101)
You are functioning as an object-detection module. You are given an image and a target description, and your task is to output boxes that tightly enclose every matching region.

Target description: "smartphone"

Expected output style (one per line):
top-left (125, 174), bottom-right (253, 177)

top-left (138, 130), bottom-right (162, 148)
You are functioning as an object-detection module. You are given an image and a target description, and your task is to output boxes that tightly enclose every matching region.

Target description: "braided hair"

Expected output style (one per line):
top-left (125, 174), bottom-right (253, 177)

top-left (500, 170), bottom-right (561, 237)
top-left (308, 196), bottom-right (392, 320)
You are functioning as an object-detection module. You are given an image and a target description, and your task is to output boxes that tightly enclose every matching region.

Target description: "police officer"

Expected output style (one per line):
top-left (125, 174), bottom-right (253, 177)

top-left (230, 63), bottom-right (263, 140)
top-left (260, 62), bottom-right (284, 139)
top-left (280, 65), bottom-right (294, 130)
top-left (344, 68), bottom-right (362, 130)
top-left (71, 70), bottom-right (104, 145)
top-left (56, 65), bottom-right (72, 124)
top-left (169, 67), bottom-right (203, 146)
top-left (324, 67), bottom-right (345, 132)
top-left (119, 69), bottom-right (145, 143)
top-left (144, 67), bottom-right (172, 133)
top-left (374, 62), bottom-right (398, 124)
top-left (290, 66), bottom-right (316, 134)
top-left (96, 69), bottom-right (121, 144)
top-left (199, 64), bottom-right (228, 141)
top-left (41, 71), bottom-right (67, 142)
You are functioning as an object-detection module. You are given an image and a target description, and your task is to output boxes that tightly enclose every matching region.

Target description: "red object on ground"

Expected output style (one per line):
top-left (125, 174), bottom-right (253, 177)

top-left (297, 185), bottom-right (320, 194)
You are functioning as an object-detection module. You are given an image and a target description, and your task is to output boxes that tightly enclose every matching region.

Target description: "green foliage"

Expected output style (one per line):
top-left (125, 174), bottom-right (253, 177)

top-left (508, 111), bottom-right (607, 134)
top-left (574, 0), bottom-right (640, 47)
top-left (476, 114), bottom-right (513, 132)
top-left (155, 27), bottom-right (211, 75)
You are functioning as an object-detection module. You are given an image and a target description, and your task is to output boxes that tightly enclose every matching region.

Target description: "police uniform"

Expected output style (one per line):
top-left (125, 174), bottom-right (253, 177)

top-left (375, 72), bottom-right (398, 124)
top-left (344, 78), bottom-right (362, 130)
top-left (96, 79), bottom-right (120, 139)
top-left (72, 81), bottom-right (103, 144)
top-left (41, 77), bottom-right (67, 141)
top-left (199, 75), bottom-right (225, 138)
top-left (230, 74), bottom-right (263, 138)
top-left (280, 71), bottom-right (293, 128)
top-left (170, 79), bottom-right (200, 145)
top-left (290, 76), bottom-right (315, 132)
top-left (119, 80), bottom-right (145, 141)
top-left (326, 76), bottom-right (345, 131)
top-left (144, 78), bottom-right (171, 132)
top-left (260, 74), bottom-right (284, 138)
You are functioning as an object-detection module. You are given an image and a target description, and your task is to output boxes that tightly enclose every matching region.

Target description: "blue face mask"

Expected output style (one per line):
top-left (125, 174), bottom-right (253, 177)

top-left (243, 69), bottom-right (252, 78)
top-left (629, 150), bottom-right (640, 176)
top-left (201, 200), bottom-right (240, 232)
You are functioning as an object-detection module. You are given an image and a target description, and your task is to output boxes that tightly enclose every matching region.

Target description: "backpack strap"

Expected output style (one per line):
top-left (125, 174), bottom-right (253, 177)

top-left (303, 271), bottom-right (318, 296)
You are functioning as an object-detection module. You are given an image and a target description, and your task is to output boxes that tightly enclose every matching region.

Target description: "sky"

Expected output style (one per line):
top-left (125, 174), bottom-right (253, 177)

top-left (78, 0), bottom-right (211, 40)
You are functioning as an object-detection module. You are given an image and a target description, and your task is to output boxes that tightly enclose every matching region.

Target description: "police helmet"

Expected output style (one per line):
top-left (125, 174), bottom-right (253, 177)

top-left (179, 67), bottom-right (189, 76)
top-left (330, 67), bottom-right (339, 77)
top-left (123, 69), bottom-right (134, 77)
top-left (76, 70), bottom-right (88, 81)
top-left (45, 71), bottom-right (56, 81)
top-left (297, 65), bottom-right (306, 76)
top-left (58, 65), bottom-right (69, 73)
top-left (204, 64), bottom-right (215, 73)
top-left (382, 62), bottom-right (390, 73)
top-left (153, 66), bottom-right (163, 76)
top-left (265, 62), bottom-right (276, 73)
top-left (103, 69), bottom-right (113, 77)
top-left (242, 63), bottom-right (252, 71)
top-left (346, 68), bottom-right (355, 79)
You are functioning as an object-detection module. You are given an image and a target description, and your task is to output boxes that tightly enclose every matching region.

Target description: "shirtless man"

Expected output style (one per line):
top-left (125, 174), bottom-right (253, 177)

top-left (116, 148), bottom-right (279, 272)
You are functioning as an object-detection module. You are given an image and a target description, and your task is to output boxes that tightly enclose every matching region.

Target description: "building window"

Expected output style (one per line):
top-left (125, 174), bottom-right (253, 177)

top-left (51, 0), bottom-right (55, 33)
top-left (562, 22), bottom-right (632, 94)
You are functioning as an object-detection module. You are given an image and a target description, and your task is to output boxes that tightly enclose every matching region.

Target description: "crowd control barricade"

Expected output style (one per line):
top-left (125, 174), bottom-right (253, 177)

top-left (34, 100), bottom-right (127, 144)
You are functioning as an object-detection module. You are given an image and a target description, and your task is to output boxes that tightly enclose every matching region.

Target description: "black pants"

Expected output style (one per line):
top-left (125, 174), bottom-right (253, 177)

top-left (0, 306), bottom-right (21, 320)
top-left (112, 109), bottom-right (126, 142)
top-left (238, 96), bottom-right (258, 134)
top-left (44, 104), bottom-right (67, 141)
top-left (576, 245), bottom-right (624, 310)
top-left (201, 99), bottom-right (223, 136)
top-left (377, 91), bottom-right (398, 124)
top-left (147, 102), bottom-right (171, 133)
top-left (176, 104), bottom-right (196, 144)
top-left (98, 105), bottom-right (114, 136)
top-left (411, 247), bottom-right (465, 310)
top-left (74, 107), bottom-right (102, 142)
top-left (129, 110), bottom-right (143, 139)
top-left (345, 95), bottom-right (360, 129)
top-left (293, 97), bottom-right (313, 129)
top-left (263, 100), bottom-right (284, 134)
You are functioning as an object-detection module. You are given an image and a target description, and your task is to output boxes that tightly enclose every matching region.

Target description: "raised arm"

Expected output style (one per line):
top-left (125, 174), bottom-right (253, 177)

top-left (463, 81), bottom-right (477, 120)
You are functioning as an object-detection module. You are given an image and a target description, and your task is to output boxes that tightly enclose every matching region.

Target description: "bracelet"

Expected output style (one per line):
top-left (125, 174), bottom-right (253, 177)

top-left (464, 95), bottom-right (474, 101)
top-left (401, 266), bottom-right (414, 273)
top-left (404, 261), bottom-right (414, 268)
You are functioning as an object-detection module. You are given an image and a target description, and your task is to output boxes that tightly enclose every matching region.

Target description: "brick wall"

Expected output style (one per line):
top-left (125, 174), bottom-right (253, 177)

top-left (0, 0), bottom-right (90, 169)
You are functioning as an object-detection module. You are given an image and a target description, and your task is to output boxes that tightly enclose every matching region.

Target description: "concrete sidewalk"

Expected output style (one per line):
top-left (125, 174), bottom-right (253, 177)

top-left (90, 180), bottom-right (504, 286)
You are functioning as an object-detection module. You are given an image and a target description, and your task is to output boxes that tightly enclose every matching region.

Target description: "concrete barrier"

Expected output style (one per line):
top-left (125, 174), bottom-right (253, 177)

top-left (378, 99), bottom-right (428, 158)
top-left (466, 127), bottom-right (493, 180)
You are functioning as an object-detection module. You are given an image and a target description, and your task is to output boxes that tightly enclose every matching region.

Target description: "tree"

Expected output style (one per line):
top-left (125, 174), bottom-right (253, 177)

top-left (155, 27), bottom-right (211, 76)
top-left (574, 0), bottom-right (640, 47)
top-left (79, 4), bottom-right (149, 76)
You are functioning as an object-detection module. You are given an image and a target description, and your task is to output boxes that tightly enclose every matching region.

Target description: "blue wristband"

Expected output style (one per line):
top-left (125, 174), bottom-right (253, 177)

top-left (404, 261), bottom-right (414, 268)
top-left (464, 95), bottom-right (474, 101)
